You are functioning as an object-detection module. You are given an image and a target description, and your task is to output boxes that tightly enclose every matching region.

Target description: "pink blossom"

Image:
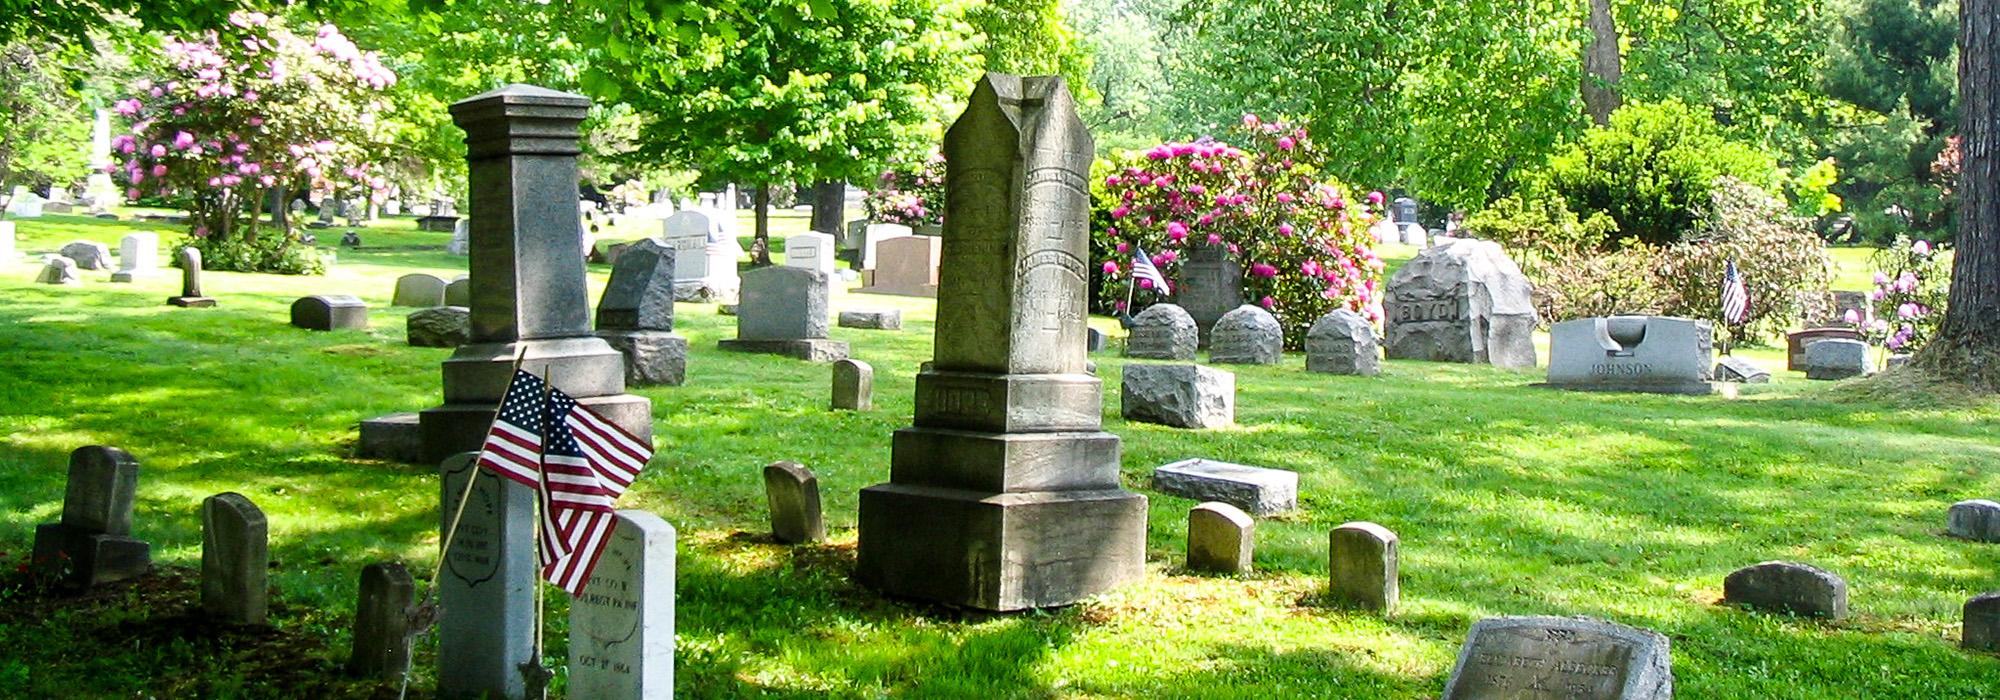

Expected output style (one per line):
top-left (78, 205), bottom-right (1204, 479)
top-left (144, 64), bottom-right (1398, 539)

top-left (126, 188), bottom-right (141, 199)
top-left (1228, 244), bottom-right (1241, 255)
top-left (1105, 175), bottom-right (1121, 187)
top-left (113, 98), bottom-right (142, 116)
top-left (1276, 136), bottom-right (1296, 151)
top-left (1159, 249), bottom-right (1179, 264)
top-left (1843, 309), bottom-right (1861, 324)
top-left (151, 164), bottom-right (167, 177)
top-left (1207, 233), bottom-right (1223, 245)
top-left (1366, 191), bottom-right (1385, 206)
top-left (1912, 240), bottom-right (1932, 255)
top-left (1111, 205), bottom-right (1131, 220)
top-left (150, 144), bottom-right (167, 158)
top-left (1138, 278), bottom-right (1155, 290)
top-left (1115, 242), bottom-right (1130, 254)
top-left (1302, 260), bottom-right (1321, 276)
top-left (1276, 192), bottom-right (1294, 204)
top-left (1250, 262), bottom-right (1278, 278)
top-left (1278, 223), bottom-right (1295, 237)
top-left (1103, 261), bottom-right (1120, 275)
top-left (1166, 221), bottom-right (1189, 241)
top-left (1898, 302), bottom-right (1919, 319)
top-left (1260, 296), bottom-right (1275, 309)
top-left (172, 131), bottom-right (195, 150)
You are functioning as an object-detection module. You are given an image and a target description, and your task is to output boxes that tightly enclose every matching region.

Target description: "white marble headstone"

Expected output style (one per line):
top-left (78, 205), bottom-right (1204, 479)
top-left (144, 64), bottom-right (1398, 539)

top-left (860, 223), bottom-right (913, 270)
top-left (784, 232), bottom-right (836, 276)
top-left (436, 453), bottom-right (537, 700)
top-left (568, 510), bottom-right (676, 700)
top-left (111, 232), bottom-right (161, 282)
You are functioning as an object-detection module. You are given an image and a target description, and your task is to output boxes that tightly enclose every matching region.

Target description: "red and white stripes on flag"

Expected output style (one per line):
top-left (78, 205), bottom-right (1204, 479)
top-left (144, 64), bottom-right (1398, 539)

top-left (474, 369), bottom-right (654, 595)
top-left (1131, 245), bottom-right (1173, 296)
top-left (1721, 260), bottom-right (1751, 326)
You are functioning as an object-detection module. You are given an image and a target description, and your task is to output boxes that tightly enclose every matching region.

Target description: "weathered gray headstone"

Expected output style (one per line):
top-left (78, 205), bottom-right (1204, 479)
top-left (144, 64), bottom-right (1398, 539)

top-left (1151, 458), bottom-right (1296, 515)
top-left (569, 510), bottom-right (676, 700)
top-left (662, 209), bottom-right (741, 303)
top-left (1803, 339), bottom-right (1869, 380)
top-left (1121, 363), bottom-right (1234, 429)
top-left (1209, 305), bottom-right (1283, 364)
top-left (763, 461), bottom-right (826, 544)
top-left (447, 219), bottom-right (471, 255)
top-left (832, 359), bottom-right (873, 411)
top-left (596, 238), bottom-right (688, 386)
top-left (393, 273), bottom-right (449, 307)
top-left (291, 294), bottom-right (369, 331)
top-left (1125, 303), bottom-right (1198, 360)
top-left (1178, 243), bottom-right (1242, 349)
top-left (109, 232), bottom-right (161, 282)
top-left (31, 446), bottom-right (152, 588)
top-left (856, 73), bottom-right (1147, 611)
top-left (1965, 592), bottom-right (2000, 652)
top-left (1384, 239), bottom-right (1538, 368)
top-left (1086, 327), bottom-right (1107, 353)
top-left (1306, 309), bottom-right (1380, 375)
top-left (1186, 502), bottom-right (1254, 574)
top-left (1441, 616), bottom-right (1673, 700)
top-left (1547, 316), bottom-right (1714, 394)
top-left (443, 276), bottom-right (471, 307)
top-left (348, 561), bottom-right (417, 679)
top-left (1947, 499), bottom-right (2000, 542)
top-left (838, 309), bottom-right (902, 330)
top-left (1328, 521), bottom-right (1399, 613)
top-left (201, 492), bottom-right (269, 625)
top-left (408, 306), bottom-right (472, 348)
top-left (1723, 561), bottom-right (1848, 618)
top-left (35, 255), bottom-right (81, 285)
top-left (718, 265), bottom-right (848, 361)
top-left (167, 247), bottom-right (217, 307)
top-left (60, 240), bottom-right (111, 270)
top-left (1787, 327), bottom-right (1866, 371)
top-left (1714, 356), bottom-right (1771, 383)
top-left (437, 452), bottom-right (536, 700)
top-left (856, 234), bottom-right (942, 297)
top-left (358, 412), bottom-right (424, 463)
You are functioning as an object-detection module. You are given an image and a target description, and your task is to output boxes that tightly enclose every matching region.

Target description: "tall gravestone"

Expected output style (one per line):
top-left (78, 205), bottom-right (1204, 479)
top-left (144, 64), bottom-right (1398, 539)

top-left (569, 510), bottom-right (676, 700)
top-left (855, 74), bottom-right (1147, 611)
top-left (1179, 243), bottom-right (1243, 349)
top-left (596, 238), bottom-right (688, 386)
top-left (31, 446), bottom-right (152, 588)
top-left (418, 85), bottom-right (654, 463)
top-left (437, 452), bottom-right (537, 700)
top-left (168, 247), bottom-right (217, 307)
top-left (200, 492), bottom-right (269, 625)
top-left (1383, 239), bottom-right (1538, 368)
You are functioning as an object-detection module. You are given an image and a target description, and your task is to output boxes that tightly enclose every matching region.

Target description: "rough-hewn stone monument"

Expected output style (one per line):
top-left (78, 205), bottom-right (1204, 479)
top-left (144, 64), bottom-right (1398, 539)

top-left (1208, 305), bottom-right (1283, 365)
top-left (1384, 239), bottom-right (1538, 368)
top-left (855, 74), bottom-right (1147, 611)
top-left (1120, 363), bottom-right (1234, 429)
top-left (595, 238), bottom-right (687, 386)
top-left (1306, 309), bottom-right (1380, 375)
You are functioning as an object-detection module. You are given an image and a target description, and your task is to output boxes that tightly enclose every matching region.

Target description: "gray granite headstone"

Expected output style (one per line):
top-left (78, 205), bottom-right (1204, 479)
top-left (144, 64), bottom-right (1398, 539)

top-left (1723, 561), bottom-right (1848, 618)
top-left (832, 359), bottom-right (873, 411)
top-left (1547, 316), bottom-right (1714, 394)
top-left (1125, 303), bottom-right (1198, 360)
top-left (348, 561), bottom-right (416, 679)
top-left (1151, 458), bottom-right (1296, 515)
top-left (1121, 363), bottom-right (1234, 429)
top-left (855, 234), bottom-right (942, 297)
top-left (36, 255), bottom-right (80, 285)
top-left (1186, 502), bottom-right (1253, 574)
top-left (60, 240), bottom-right (111, 270)
top-left (1306, 309), bottom-right (1380, 375)
top-left (718, 265), bottom-right (847, 361)
top-left (358, 412), bottom-right (424, 463)
top-left (596, 238), bottom-right (677, 331)
top-left (1209, 305), bottom-right (1283, 364)
top-left (201, 492), bottom-right (269, 625)
top-left (1087, 327), bottom-right (1107, 353)
top-left (837, 309), bottom-right (902, 330)
top-left (1441, 616), bottom-right (1673, 700)
top-left (110, 232), bottom-right (161, 282)
top-left (31, 446), bottom-right (151, 588)
top-left (1947, 499), bottom-right (2000, 542)
top-left (763, 461), bottom-right (825, 544)
top-left (437, 452), bottom-right (536, 700)
top-left (1804, 339), bottom-right (1869, 380)
top-left (1178, 243), bottom-right (1242, 349)
top-left (393, 273), bottom-right (449, 307)
top-left (168, 247), bottom-right (217, 307)
top-left (1714, 356), bottom-right (1771, 383)
top-left (443, 276), bottom-right (470, 307)
top-left (1384, 239), bottom-right (1538, 368)
top-left (1328, 521), bottom-right (1398, 613)
top-left (1965, 592), bottom-right (2000, 652)
top-left (291, 294), bottom-right (369, 331)
top-left (569, 510), bottom-right (675, 699)
top-left (408, 306), bottom-right (472, 348)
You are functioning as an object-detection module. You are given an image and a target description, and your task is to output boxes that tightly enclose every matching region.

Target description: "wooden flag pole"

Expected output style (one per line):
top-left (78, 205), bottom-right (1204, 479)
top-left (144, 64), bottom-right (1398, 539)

top-left (520, 365), bottom-right (557, 699)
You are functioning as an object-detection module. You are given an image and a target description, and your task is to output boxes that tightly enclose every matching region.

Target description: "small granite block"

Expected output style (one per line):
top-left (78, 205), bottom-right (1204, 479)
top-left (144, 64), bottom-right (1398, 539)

top-left (358, 413), bottom-right (423, 463)
top-left (838, 309), bottom-right (902, 330)
top-left (1947, 499), bottom-right (2000, 542)
top-left (1151, 458), bottom-right (1296, 515)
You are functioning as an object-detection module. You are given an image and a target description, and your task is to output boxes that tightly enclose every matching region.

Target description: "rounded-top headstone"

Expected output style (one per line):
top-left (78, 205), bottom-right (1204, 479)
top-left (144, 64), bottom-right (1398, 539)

top-left (1328, 521), bottom-right (1399, 613)
top-left (1723, 560), bottom-right (1848, 618)
top-left (62, 445), bottom-right (140, 535)
top-left (392, 273), bottom-right (449, 307)
top-left (1208, 305), bottom-right (1283, 365)
top-left (1947, 499), bottom-right (2000, 542)
top-left (200, 491), bottom-right (270, 625)
top-left (1441, 616), bottom-right (1672, 700)
top-left (1965, 592), bottom-right (2000, 652)
top-left (1186, 502), bottom-right (1254, 574)
top-left (1306, 309), bottom-right (1380, 375)
top-left (290, 294), bottom-right (370, 331)
top-left (831, 359), bottom-right (873, 411)
top-left (763, 461), bottom-right (825, 544)
top-left (1125, 303), bottom-right (1198, 360)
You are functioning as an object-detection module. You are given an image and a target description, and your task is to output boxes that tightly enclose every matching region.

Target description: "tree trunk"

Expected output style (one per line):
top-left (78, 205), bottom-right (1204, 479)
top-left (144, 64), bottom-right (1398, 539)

top-left (1915, 0), bottom-right (2000, 388)
top-left (751, 185), bottom-right (773, 267)
top-left (1582, 0), bottom-right (1623, 126)
top-left (811, 180), bottom-right (846, 239)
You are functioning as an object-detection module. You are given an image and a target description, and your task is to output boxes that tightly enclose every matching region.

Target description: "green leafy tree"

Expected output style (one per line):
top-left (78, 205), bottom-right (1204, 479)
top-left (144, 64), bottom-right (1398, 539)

top-left (1820, 0), bottom-right (1959, 241)
top-left (1530, 100), bottom-right (1781, 246)
top-left (0, 41), bottom-right (97, 211)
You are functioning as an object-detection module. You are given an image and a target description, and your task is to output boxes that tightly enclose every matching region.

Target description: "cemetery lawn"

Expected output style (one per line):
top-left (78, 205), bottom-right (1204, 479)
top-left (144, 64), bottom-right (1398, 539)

top-left (3, 213), bottom-right (1998, 698)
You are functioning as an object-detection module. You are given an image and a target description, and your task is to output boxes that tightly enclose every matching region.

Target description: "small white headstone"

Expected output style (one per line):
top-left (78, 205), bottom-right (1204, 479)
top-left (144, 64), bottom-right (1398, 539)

top-left (569, 510), bottom-right (675, 700)
top-left (110, 232), bottom-right (161, 282)
top-left (8, 187), bottom-right (46, 218)
top-left (784, 232), bottom-right (836, 276)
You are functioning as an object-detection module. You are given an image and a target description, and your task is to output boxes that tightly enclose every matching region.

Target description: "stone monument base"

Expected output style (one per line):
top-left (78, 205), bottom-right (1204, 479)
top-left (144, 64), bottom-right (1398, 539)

top-left (600, 330), bottom-right (688, 386)
top-left (854, 483), bottom-right (1146, 611)
top-left (1536, 381), bottom-right (1716, 396)
top-left (854, 283), bottom-right (938, 298)
top-left (418, 394), bottom-right (653, 465)
top-left (168, 296), bottom-right (218, 308)
top-left (718, 338), bottom-right (849, 362)
top-left (357, 412), bottom-right (423, 463)
top-left (32, 524), bottom-right (152, 588)
top-left (110, 270), bottom-right (158, 283)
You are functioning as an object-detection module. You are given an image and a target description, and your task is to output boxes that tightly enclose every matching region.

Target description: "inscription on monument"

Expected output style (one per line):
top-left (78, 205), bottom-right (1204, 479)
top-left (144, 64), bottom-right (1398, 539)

top-left (1392, 299), bottom-right (1464, 324)
top-left (1442, 617), bottom-right (1672, 700)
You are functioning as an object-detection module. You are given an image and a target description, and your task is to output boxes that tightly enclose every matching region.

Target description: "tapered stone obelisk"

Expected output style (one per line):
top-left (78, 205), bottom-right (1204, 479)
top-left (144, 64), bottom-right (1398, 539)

top-left (419, 85), bottom-right (653, 461)
top-left (855, 74), bottom-right (1147, 611)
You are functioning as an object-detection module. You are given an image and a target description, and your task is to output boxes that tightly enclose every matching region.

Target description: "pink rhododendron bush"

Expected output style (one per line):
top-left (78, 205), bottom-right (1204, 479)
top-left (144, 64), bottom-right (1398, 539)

top-left (1096, 114), bottom-right (1386, 347)
top-left (865, 151), bottom-right (946, 228)
top-left (112, 13), bottom-right (396, 274)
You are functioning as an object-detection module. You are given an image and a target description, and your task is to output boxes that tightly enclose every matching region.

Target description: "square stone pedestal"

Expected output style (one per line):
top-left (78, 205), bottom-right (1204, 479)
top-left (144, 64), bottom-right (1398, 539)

top-left (32, 524), bottom-right (151, 588)
top-left (419, 394), bottom-right (653, 464)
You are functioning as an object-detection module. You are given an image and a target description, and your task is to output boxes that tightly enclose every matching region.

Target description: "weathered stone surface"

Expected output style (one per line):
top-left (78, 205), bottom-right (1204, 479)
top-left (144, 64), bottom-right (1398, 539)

top-left (596, 238), bottom-right (676, 331)
top-left (1151, 458), bottom-right (1296, 515)
top-left (407, 306), bottom-right (471, 347)
top-left (1803, 338), bottom-right (1869, 380)
top-left (61, 446), bottom-right (140, 535)
top-left (1723, 561), bottom-right (1848, 618)
top-left (1121, 363), bottom-right (1234, 429)
top-left (1087, 327), bottom-right (1107, 353)
top-left (393, 273), bottom-right (449, 307)
top-left (358, 412), bottom-right (423, 463)
top-left (1186, 502), bottom-right (1253, 574)
top-left (1209, 305), bottom-right (1283, 365)
top-left (109, 232), bottom-right (161, 282)
top-left (735, 265), bottom-right (831, 341)
top-left (60, 240), bottom-right (111, 270)
top-left (1965, 592), bottom-right (2000, 652)
top-left (832, 359), bottom-right (873, 411)
top-left (599, 329), bottom-right (688, 387)
top-left (1178, 243), bottom-right (1242, 349)
top-left (168, 247), bottom-right (217, 307)
top-left (1384, 239), bottom-right (1539, 369)
top-left (838, 309), bottom-right (902, 330)
top-left (1947, 499), bottom-right (2000, 542)
top-left (1714, 356), bottom-right (1771, 383)
top-left (291, 294), bottom-right (369, 331)
top-left (443, 277), bottom-right (470, 307)
top-left (348, 562), bottom-right (416, 679)
top-left (1441, 616), bottom-right (1673, 700)
top-left (662, 209), bottom-right (741, 303)
top-left (1548, 316), bottom-right (1714, 394)
top-left (30, 446), bottom-right (152, 587)
top-left (1328, 521), bottom-right (1398, 613)
top-left (437, 452), bottom-right (536, 700)
top-left (1125, 303), bottom-right (1198, 360)
top-left (764, 461), bottom-right (826, 544)
top-left (36, 255), bottom-right (80, 285)
top-left (1306, 309), bottom-right (1379, 375)
top-left (201, 492), bottom-right (269, 625)
top-left (856, 235), bottom-right (941, 297)
top-left (569, 510), bottom-right (676, 699)
top-left (1787, 327), bottom-right (1864, 371)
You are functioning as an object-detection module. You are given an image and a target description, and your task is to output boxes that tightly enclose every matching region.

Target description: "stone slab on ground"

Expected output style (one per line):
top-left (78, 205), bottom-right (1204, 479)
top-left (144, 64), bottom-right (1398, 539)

top-left (1441, 616), bottom-right (1673, 699)
top-left (1151, 458), bottom-right (1296, 515)
top-left (1723, 561), bottom-right (1848, 619)
top-left (717, 338), bottom-right (849, 362)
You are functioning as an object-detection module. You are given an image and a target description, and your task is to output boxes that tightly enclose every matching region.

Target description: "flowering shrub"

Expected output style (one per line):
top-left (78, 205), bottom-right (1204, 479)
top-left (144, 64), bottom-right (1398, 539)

top-left (1657, 177), bottom-right (1835, 342)
top-left (111, 12), bottom-right (396, 274)
top-left (1095, 114), bottom-right (1384, 347)
top-left (1861, 236), bottom-right (1949, 354)
top-left (864, 151), bottom-right (944, 227)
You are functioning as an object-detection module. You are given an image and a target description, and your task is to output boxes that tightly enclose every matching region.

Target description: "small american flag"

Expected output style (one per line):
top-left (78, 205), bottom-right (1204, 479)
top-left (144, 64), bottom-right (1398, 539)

top-left (476, 370), bottom-right (652, 595)
top-left (1131, 245), bottom-right (1172, 295)
top-left (1721, 260), bottom-right (1750, 326)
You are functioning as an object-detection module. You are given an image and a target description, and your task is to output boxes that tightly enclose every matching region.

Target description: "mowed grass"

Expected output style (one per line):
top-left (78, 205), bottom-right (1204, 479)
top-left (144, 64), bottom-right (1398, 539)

top-left (0, 212), bottom-right (1996, 698)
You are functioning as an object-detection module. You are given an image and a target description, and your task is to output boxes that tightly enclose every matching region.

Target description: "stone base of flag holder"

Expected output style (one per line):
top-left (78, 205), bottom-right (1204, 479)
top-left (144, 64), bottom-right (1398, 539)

top-left (419, 339), bottom-right (654, 464)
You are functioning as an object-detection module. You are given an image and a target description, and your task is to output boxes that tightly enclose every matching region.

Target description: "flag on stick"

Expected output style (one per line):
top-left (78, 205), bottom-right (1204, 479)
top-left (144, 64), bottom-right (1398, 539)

top-left (1131, 245), bottom-right (1172, 296)
top-left (1721, 260), bottom-right (1750, 326)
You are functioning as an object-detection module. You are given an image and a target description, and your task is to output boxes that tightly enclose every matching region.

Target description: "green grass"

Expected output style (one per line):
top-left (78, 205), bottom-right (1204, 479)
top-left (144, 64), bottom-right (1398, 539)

top-left (1, 213), bottom-right (1997, 698)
